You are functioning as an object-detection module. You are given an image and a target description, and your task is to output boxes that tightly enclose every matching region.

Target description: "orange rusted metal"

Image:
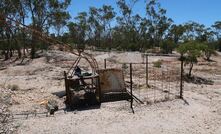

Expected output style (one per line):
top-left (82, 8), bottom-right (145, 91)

top-left (98, 68), bottom-right (126, 95)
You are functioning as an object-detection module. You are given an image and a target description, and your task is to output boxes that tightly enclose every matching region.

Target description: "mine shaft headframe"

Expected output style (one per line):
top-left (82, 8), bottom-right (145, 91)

top-left (0, 14), bottom-right (99, 73)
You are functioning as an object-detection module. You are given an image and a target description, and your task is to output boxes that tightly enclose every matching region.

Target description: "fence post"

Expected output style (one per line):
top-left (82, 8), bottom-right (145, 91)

top-left (104, 59), bottom-right (106, 69)
top-left (98, 76), bottom-right (102, 103)
top-left (146, 54), bottom-right (148, 87)
top-left (64, 71), bottom-right (69, 104)
top-left (180, 57), bottom-right (184, 99)
top-left (130, 63), bottom-right (134, 113)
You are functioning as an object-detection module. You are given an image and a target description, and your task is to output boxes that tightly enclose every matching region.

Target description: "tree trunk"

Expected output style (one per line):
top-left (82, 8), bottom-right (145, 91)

top-left (3, 50), bottom-right (8, 61)
top-left (17, 48), bottom-right (22, 58)
top-left (31, 43), bottom-right (35, 59)
top-left (6, 34), bottom-right (11, 60)
top-left (13, 38), bottom-right (21, 59)
top-left (22, 16), bottom-right (26, 56)
top-left (28, 1), bottom-right (36, 59)
top-left (30, 27), bottom-right (38, 59)
top-left (10, 49), bottom-right (13, 58)
top-left (205, 52), bottom-right (211, 61)
top-left (5, 49), bottom-right (9, 60)
top-left (188, 62), bottom-right (193, 77)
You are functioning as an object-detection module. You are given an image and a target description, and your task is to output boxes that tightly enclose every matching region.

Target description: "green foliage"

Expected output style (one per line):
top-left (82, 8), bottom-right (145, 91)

top-left (146, 0), bottom-right (173, 48)
top-left (177, 41), bottom-right (205, 77)
top-left (169, 24), bottom-right (186, 44)
top-left (201, 42), bottom-right (216, 61)
top-left (153, 60), bottom-right (162, 68)
top-left (178, 41), bottom-right (203, 53)
top-left (1, 0), bottom-right (221, 60)
top-left (51, 11), bottom-right (71, 36)
top-left (218, 40), bottom-right (221, 51)
top-left (160, 39), bottom-right (176, 54)
top-left (0, 0), bottom-right (71, 59)
top-left (212, 21), bottom-right (221, 41)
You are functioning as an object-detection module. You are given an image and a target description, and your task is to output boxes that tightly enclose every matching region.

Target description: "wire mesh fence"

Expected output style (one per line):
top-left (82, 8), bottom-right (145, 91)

top-left (104, 54), bottom-right (181, 104)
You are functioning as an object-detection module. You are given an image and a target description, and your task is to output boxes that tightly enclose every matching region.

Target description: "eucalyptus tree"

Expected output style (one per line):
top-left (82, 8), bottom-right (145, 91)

top-left (145, 0), bottom-right (173, 48)
top-left (212, 21), bottom-right (221, 40)
top-left (138, 18), bottom-right (152, 50)
top-left (114, 0), bottom-right (143, 50)
top-left (88, 5), bottom-right (116, 48)
top-left (182, 21), bottom-right (210, 42)
top-left (177, 41), bottom-right (205, 77)
top-left (212, 21), bottom-right (221, 51)
top-left (24, 0), bottom-right (71, 58)
top-left (18, 0), bottom-right (28, 56)
top-left (0, 0), bottom-right (24, 59)
top-left (68, 12), bottom-right (89, 49)
top-left (168, 24), bottom-right (185, 44)
top-left (100, 5), bottom-right (116, 49)
top-left (114, 0), bottom-right (133, 50)
top-left (50, 2), bottom-right (71, 36)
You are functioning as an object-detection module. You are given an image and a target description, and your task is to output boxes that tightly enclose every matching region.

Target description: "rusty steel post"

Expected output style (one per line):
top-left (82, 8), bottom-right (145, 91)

top-left (146, 54), bottom-right (148, 87)
top-left (98, 76), bottom-right (102, 103)
top-left (180, 58), bottom-right (184, 99)
top-left (104, 59), bottom-right (107, 69)
top-left (64, 71), bottom-right (69, 104)
top-left (130, 63), bottom-right (133, 112)
top-left (64, 71), bottom-right (67, 90)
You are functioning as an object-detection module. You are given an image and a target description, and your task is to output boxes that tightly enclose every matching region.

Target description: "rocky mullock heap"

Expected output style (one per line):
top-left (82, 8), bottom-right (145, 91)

top-left (0, 88), bottom-right (14, 134)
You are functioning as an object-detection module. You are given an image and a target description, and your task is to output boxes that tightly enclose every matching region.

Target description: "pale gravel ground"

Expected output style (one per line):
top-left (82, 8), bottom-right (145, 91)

top-left (0, 50), bottom-right (221, 134)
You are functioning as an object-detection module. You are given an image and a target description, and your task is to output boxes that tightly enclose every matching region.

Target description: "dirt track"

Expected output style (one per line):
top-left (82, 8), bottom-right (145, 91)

top-left (0, 51), bottom-right (221, 134)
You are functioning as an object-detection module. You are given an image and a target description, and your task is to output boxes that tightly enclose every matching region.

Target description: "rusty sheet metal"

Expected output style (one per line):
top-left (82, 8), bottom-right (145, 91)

top-left (98, 68), bottom-right (126, 95)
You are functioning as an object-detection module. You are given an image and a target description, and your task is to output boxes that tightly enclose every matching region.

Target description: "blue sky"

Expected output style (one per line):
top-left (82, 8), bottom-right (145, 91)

top-left (68, 0), bottom-right (221, 27)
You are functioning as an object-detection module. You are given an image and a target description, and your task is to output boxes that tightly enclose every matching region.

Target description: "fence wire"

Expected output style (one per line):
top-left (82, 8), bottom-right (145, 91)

top-left (105, 55), bottom-right (181, 104)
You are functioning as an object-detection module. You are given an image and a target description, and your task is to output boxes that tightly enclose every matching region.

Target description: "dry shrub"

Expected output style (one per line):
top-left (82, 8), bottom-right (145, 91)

top-left (153, 60), bottom-right (162, 68)
top-left (7, 84), bottom-right (20, 91)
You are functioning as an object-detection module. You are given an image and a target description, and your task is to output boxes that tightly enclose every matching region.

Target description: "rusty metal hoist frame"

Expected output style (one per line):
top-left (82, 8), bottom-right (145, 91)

top-left (0, 14), bottom-right (134, 110)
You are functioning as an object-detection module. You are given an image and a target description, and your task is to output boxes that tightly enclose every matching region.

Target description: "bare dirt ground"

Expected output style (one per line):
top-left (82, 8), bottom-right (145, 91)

top-left (1, 50), bottom-right (221, 134)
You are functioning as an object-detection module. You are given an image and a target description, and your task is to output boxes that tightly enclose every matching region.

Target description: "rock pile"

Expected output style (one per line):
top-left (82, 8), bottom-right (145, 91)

top-left (0, 88), bottom-right (14, 134)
